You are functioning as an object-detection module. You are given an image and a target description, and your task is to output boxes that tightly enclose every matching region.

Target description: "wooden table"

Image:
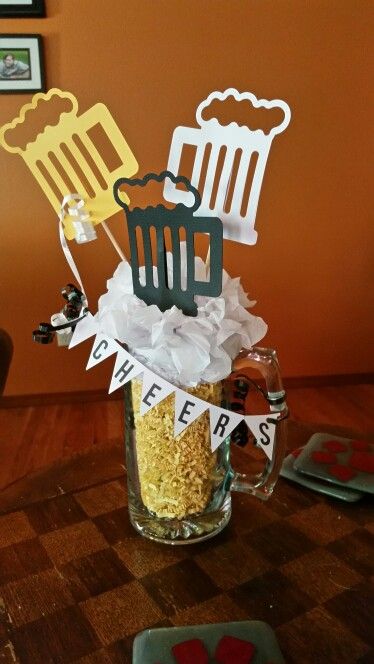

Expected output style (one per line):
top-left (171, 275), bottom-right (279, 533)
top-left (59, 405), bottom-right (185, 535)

top-left (0, 421), bottom-right (372, 663)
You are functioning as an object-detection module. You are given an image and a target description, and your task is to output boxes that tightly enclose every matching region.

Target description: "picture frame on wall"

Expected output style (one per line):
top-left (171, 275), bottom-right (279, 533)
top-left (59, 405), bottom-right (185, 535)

top-left (0, 35), bottom-right (45, 94)
top-left (0, 0), bottom-right (45, 17)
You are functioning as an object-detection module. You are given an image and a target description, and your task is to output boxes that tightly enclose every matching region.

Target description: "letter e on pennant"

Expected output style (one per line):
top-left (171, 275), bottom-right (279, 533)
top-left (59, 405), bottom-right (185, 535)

top-left (174, 389), bottom-right (209, 437)
top-left (140, 371), bottom-right (174, 415)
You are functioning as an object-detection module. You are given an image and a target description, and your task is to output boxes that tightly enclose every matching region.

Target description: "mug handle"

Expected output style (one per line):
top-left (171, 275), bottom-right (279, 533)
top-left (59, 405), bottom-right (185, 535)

top-left (229, 346), bottom-right (288, 500)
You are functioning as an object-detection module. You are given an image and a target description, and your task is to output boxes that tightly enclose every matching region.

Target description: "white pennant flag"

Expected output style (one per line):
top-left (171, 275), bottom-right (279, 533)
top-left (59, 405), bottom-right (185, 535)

top-left (209, 405), bottom-right (244, 452)
top-left (245, 414), bottom-right (279, 461)
top-left (69, 312), bottom-right (99, 349)
top-left (140, 370), bottom-right (174, 415)
top-left (174, 389), bottom-right (209, 437)
top-left (108, 348), bottom-right (143, 394)
top-left (86, 334), bottom-right (120, 370)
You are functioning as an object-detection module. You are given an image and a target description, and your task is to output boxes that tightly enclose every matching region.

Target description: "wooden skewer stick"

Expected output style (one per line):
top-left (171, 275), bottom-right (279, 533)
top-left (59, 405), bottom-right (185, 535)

top-left (205, 245), bottom-right (211, 277)
top-left (102, 221), bottom-right (128, 262)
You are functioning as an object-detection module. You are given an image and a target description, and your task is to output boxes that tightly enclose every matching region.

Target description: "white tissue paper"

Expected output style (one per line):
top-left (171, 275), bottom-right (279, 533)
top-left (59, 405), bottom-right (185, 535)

top-left (96, 243), bottom-right (267, 386)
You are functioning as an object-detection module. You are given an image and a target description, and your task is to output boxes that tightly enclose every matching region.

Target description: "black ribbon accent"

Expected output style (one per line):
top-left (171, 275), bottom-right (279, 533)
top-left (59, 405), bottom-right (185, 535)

top-left (32, 311), bottom-right (88, 344)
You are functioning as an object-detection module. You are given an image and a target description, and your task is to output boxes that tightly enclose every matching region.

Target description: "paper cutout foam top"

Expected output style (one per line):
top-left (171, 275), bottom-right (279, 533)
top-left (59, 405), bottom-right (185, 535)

top-left (0, 88), bottom-right (138, 240)
top-left (164, 88), bottom-right (291, 245)
top-left (113, 171), bottom-right (223, 317)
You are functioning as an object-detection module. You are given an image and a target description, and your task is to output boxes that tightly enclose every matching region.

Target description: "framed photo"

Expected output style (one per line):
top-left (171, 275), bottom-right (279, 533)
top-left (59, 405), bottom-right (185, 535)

top-left (0, 35), bottom-right (45, 94)
top-left (0, 0), bottom-right (45, 17)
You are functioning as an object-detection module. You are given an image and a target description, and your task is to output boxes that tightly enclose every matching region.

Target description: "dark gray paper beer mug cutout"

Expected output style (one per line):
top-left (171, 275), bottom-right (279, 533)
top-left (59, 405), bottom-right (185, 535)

top-left (113, 171), bottom-right (223, 316)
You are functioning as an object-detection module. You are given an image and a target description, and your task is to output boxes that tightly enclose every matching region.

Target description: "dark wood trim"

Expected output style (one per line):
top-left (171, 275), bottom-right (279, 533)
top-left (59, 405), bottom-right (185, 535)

top-left (0, 389), bottom-right (123, 409)
top-left (0, 373), bottom-right (373, 409)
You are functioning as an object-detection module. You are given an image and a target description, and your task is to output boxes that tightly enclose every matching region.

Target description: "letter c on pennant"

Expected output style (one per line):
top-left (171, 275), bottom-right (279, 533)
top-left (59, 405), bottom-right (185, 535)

top-left (93, 338), bottom-right (109, 359)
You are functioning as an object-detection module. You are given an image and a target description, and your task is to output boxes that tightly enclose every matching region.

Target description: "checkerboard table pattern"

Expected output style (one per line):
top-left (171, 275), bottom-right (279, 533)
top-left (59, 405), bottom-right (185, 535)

top-left (0, 423), bottom-right (372, 663)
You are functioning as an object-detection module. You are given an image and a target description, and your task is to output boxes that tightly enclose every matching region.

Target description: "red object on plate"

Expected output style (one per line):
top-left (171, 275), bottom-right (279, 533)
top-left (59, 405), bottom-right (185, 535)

top-left (329, 464), bottom-right (357, 483)
top-left (322, 440), bottom-right (348, 453)
top-left (311, 451), bottom-right (337, 464)
top-left (215, 635), bottom-right (255, 664)
top-left (291, 448), bottom-right (302, 458)
top-left (350, 440), bottom-right (370, 452)
top-left (171, 638), bottom-right (209, 664)
top-left (349, 451), bottom-right (374, 473)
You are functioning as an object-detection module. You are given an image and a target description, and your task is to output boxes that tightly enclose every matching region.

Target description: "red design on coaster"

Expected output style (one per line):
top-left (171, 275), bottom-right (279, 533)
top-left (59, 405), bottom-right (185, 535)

top-left (329, 464), bottom-right (357, 482)
top-left (291, 448), bottom-right (302, 458)
top-left (323, 440), bottom-right (348, 453)
top-left (349, 451), bottom-right (374, 473)
top-left (172, 638), bottom-right (209, 664)
top-left (215, 635), bottom-right (255, 664)
top-left (311, 451), bottom-right (337, 464)
top-left (350, 440), bottom-right (370, 452)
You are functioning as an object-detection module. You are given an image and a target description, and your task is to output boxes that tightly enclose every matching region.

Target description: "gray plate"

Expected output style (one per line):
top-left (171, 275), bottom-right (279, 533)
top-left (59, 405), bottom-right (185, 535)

top-left (294, 433), bottom-right (374, 495)
top-left (133, 620), bottom-right (285, 663)
top-left (281, 451), bottom-right (363, 502)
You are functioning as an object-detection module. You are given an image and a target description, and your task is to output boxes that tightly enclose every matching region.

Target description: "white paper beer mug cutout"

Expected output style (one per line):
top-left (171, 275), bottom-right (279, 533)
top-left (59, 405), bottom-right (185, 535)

top-left (164, 88), bottom-right (291, 245)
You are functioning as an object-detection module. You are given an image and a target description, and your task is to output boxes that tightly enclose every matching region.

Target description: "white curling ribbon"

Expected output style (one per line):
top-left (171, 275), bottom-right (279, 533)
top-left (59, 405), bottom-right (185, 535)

top-left (209, 405), bottom-right (244, 453)
top-left (86, 334), bottom-right (120, 370)
top-left (58, 195), bottom-right (90, 312)
top-left (69, 312), bottom-right (99, 349)
top-left (245, 414), bottom-right (280, 461)
top-left (58, 218), bottom-right (87, 302)
top-left (50, 312), bottom-right (72, 347)
top-left (51, 312), bottom-right (69, 334)
top-left (108, 348), bottom-right (143, 394)
top-left (60, 193), bottom-right (97, 244)
top-left (140, 370), bottom-right (174, 415)
top-left (174, 389), bottom-right (209, 437)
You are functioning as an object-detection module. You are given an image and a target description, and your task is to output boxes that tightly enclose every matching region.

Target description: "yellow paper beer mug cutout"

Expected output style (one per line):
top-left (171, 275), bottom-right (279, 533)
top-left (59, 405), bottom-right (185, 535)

top-left (0, 88), bottom-right (138, 240)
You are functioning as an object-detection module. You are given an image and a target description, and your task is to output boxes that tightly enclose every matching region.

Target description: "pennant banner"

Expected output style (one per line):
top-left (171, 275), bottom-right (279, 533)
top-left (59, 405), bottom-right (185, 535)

top-left (86, 333), bottom-right (119, 370)
top-left (71, 321), bottom-right (280, 460)
top-left (245, 414), bottom-right (280, 461)
top-left (174, 389), bottom-right (209, 437)
top-left (140, 371), bottom-right (175, 415)
top-left (69, 312), bottom-right (99, 348)
top-left (108, 348), bottom-right (143, 394)
top-left (209, 405), bottom-right (244, 453)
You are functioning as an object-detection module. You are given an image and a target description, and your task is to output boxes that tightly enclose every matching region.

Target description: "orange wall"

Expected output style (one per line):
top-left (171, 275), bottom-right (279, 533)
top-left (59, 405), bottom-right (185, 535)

top-left (0, 0), bottom-right (373, 397)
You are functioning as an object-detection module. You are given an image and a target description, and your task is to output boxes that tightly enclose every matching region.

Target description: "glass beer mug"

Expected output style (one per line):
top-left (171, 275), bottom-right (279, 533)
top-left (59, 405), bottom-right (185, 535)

top-left (124, 346), bottom-right (288, 544)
